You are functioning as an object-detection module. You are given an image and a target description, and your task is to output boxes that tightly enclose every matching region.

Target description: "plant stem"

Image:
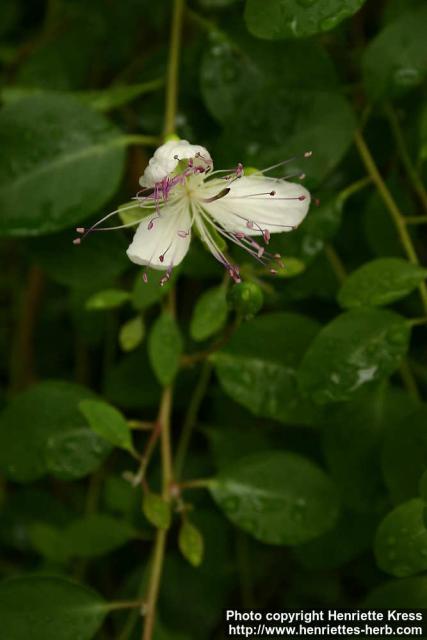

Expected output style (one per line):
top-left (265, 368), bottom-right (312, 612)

top-left (121, 134), bottom-right (161, 147)
top-left (399, 360), bottom-right (421, 402)
top-left (324, 244), bottom-right (347, 284)
top-left (338, 176), bottom-right (372, 204)
top-left (163, 0), bottom-right (185, 138)
top-left (384, 103), bottom-right (427, 213)
top-left (174, 360), bottom-right (212, 479)
top-left (106, 599), bottom-right (145, 612)
top-left (9, 265), bottom-right (44, 392)
top-left (177, 477), bottom-right (214, 490)
top-left (404, 215), bottom-right (427, 225)
top-left (354, 130), bottom-right (427, 315)
top-left (142, 386), bottom-right (173, 640)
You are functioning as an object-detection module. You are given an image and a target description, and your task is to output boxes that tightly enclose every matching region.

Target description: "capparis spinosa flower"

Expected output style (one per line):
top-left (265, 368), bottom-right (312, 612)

top-left (74, 140), bottom-right (311, 284)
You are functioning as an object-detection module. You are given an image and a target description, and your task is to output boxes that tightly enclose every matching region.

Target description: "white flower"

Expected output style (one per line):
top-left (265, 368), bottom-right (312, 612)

top-left (75, 140), bottom-right (311, 284)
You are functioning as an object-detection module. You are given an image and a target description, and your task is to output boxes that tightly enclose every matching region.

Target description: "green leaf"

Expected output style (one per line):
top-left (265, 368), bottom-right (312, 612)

top-left (294, 511), bottom-right (375, 570)
top-left (0, 381), bottom-right (109, 482)
top-left (143, 492), bottom-right (172, 530)
top-left (45, 428), bottom-right (112, 481)
top-left (0, 575), bottom-right (106, 640)
top-left (245, 0), bottom-right (366, 39)
top-left (210, 451), bottom-right (339, 545)
top-left (228, 282), bottom-right (264, 317)
top-left (190, 286), bottom-right (228, 342)
top-left (0, 94), bottom-right (125, 236)
top-left (365, 576), bottom-right (427, 608)
top-left (79, 399), bottom-right (134, 453)
top-left (178, 520), bottom-right (204, 567)
top-left (201, 33), bottom-right (338, 125)
top-left (30, 230), bottom-right (128, 289)
top-left (29, 522), bottom-right (70, 564)
top-left (85, 289), bottom-right (130, 310)
top-left (62, 513), bottom-right (135, 558)
top-left (337, 258), bottom-right (427, 308)
top-left (362, 6), bottom-right (427, 100)
top-left (105, 350), bottom-right (161, 410)
top-left (148, 312), bottom-right (183, 385)
top-left (212, 313), bottom-right (320, 425)
top-left (375, 499), bottom-right (427, 577)
top-left (77, 79), bottom-right (163, 112)
top-left (132, 270), bottom-right (177, 311)
top-left (119, 316), bottom-right (145, 352)
top-left (218, 88), bottom-right (355, 186)
top-left (382, 405), bottom-right (427, 505)
top-left (322, 385), bottom-right (415, 513)
top-left (298, 309), bottom-right (410, 404)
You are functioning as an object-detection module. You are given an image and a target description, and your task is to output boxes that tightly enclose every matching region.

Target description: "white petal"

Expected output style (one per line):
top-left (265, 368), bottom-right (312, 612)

top-left (126, 203), bottom-right (191, 270)
top-left (139, 140), bottom-right (212, 188)
top-left (203, 176), bottom-right (310, 236)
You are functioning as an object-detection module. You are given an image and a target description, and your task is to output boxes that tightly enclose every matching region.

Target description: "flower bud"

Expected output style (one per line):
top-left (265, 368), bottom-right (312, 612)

top-left (228, 282), bottom-right (264, 317)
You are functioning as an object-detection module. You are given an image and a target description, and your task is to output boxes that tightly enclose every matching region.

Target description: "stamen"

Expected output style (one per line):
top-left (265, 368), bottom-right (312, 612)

top-left (143, 271), bottom-right (148, 283)
top-left (254, 151), bottom-right (313, 176)
top-left (201, 187), bottom-right (230, 203)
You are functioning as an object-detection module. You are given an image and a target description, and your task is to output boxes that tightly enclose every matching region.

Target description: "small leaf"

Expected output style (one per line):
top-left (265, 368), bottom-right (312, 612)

top-left (338, 258), bottom-right (427, 308)
top-left (79, 399), bottom-right (134, 453)
top-left (178, 520), bottom-right (204, 567)
top-left (29, 522), bottom-right (69, 564)
top-left (298, 309), bottom-right (410, 404)
top-left (62, 513), bottom-right (135, 558)
top-left (148, 312), bottom-right (183, 385)
top-left (79, 80), bottom-right (163, 112)
top-left (85, 289), bottom-right (130, 310)
top-left (245, 0), bottom-right (367, 39)
top-left (210, 451), bottom-right (339, 545)
top-left (119, 316), bottom-right (145, 352)
top-left (0, 575), bottom-right (106, 640)
top-left (143, 493), bottom-right (171, 530)
top-left (190, 286), bottom-right (228, 342)
top-left (132, 271), bottom-right (177, 311)
top-left (374, 499), bottom-right (427, 578)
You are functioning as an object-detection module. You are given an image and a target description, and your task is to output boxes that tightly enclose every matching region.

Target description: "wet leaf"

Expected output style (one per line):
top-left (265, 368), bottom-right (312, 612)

top-left (338, 258), bottom-right (427, 308)
top-left (210, 451), bottom-right (339, 545)
top-left (375, 499), bottom-right (427, 577)
top-left (363, 6), bottom-right (427, 99)
top-left (0, 94), bottom-right (125, 236)
top-left (0, 382), bottom-right (108, 483)
top-left (212, 312), bottom-right (320, 425)
top-left (0, 575), bottom-right (106, 640)
top-left (245, 0), bottom-right (367, 39)
top-left (298, 309), bottom-right (410, 404)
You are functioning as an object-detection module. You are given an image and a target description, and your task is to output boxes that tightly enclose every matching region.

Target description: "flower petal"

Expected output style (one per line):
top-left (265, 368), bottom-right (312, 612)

top-left (203, 176), bottom-right (310, 236)
top-left (140, 140), bottom-right (212, 187)
top-left (126, 202), bottom-right (191, 270)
